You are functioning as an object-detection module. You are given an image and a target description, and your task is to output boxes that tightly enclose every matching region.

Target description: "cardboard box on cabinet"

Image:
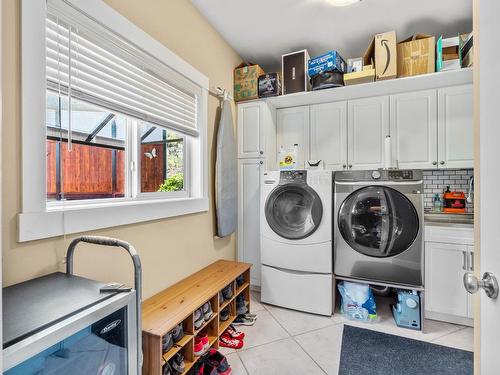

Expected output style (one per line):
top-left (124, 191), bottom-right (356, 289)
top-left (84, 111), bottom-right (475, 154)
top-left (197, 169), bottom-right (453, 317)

top-left (282, 50), bottom-right (310, 95)
top-left (459, 32), bottom-right (473, 68)
top-left (363, 30), bottom-right (397, 81)
top-left (258, 73), bottom-right (281, 98)
top-left (308, 50), bottom-right (347, 77)
top-left (397, 34), bottom-right (436, 77)
top-left (436, 35), bottom-right (461, 72)
top-left (234, 62), bottom-right (265, 102)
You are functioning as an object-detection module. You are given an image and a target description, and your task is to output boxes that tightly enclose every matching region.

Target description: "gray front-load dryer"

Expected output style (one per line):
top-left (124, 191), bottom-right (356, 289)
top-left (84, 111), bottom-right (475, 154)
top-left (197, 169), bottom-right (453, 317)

top-left (334, 170), bottom-right (424, 287)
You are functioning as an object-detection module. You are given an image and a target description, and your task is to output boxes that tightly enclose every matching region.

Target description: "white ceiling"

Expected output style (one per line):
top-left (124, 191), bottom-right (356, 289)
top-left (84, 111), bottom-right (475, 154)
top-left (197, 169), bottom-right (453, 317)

top-left (191, 0), bottom-right (472, 72)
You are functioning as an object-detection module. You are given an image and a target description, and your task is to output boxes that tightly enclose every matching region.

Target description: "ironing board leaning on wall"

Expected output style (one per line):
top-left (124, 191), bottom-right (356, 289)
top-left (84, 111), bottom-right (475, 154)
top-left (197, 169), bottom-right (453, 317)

top-left (215, 92), bottom-right (237, 237)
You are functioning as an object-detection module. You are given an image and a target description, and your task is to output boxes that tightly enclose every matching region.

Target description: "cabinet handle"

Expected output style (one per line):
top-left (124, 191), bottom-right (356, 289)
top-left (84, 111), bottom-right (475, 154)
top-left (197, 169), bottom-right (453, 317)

top-left (440, 161), bottom-right (445, 165)
top-left (470, 251), bottom-right (474, 271)
top-left (348, 164), bottom-right (353, 169)
top-left (260, 150), bottom-right (264, 155)
top-left (342, 164), bottom-right (347, 169)
top-left (259, 161), bottom-right (263, 165)
top-left (462, 251), bottom-right (468, 271)
top-left (432, 161), bottom-right (437, 166)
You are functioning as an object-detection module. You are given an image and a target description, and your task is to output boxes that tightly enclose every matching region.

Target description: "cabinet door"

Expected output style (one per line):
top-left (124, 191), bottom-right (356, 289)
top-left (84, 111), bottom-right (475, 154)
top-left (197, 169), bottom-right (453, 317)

top-left (237, 102), bottom-right (262, 159)
top-left (237, 159), bottom-right (263, 286)
top-left (310, 102), bottom-right (348, 170)
top-left (390, 90), bottom-right (438, 169)
top-left (438, 85), bottom-right (474, 168)
top-left (425, 242), bottom-right (469, 318)
top-left (348, 96), bottom-right (389, 170)
top-left (277, 106), bottom-right (310, 167)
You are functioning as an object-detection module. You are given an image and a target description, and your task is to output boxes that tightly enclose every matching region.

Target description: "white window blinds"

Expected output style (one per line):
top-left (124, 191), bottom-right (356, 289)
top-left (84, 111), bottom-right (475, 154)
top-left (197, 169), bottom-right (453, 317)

top-left (46, 0), bottom-right (201, 137)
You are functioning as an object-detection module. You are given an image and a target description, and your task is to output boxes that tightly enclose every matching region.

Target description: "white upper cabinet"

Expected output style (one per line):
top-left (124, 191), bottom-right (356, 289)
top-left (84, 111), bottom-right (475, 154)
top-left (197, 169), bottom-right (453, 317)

top-left (237, 102), bottom-right (261, 158)
top-left (309, 102), bottom-right (347, 170)
top-left (277, 106), bottom-right (310, 167)
top-left (237, 101), bottom-right (276, 161)
top-left (438, 85), bottom-right (474, 169)
top-left (390, 90), bottom-right (438, 169)
top-left (348, 96), bottom-right (389, 170)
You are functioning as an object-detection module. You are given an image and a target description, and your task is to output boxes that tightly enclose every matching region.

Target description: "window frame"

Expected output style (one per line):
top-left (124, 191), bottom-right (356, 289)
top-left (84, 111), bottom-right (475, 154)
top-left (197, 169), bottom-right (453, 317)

top-left (19, 0), bottom-right (209, 242)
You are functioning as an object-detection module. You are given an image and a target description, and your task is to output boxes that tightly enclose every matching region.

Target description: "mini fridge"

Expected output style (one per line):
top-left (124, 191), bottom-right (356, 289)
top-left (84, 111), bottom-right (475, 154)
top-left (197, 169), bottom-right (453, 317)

top-left (3, 272), bottom-right (138, 375)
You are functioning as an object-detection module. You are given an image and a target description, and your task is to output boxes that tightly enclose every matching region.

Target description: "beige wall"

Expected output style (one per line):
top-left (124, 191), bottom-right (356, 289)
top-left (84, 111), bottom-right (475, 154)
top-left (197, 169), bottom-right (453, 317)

top-left (2, 0), bottom-right (242, 299)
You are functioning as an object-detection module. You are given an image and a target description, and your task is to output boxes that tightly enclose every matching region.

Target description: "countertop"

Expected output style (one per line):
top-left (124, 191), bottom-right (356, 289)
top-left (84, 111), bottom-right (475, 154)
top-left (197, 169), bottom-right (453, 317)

top-left (2, 272), bottom-right (118, 349)
top-left (424, 212), bottom-right (474, 227)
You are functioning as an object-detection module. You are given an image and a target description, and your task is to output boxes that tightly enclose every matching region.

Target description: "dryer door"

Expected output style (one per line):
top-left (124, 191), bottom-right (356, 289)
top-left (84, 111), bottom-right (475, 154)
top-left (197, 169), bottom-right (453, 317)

top-left (265, 183), bottom-right (323, 240)
top-left (338, 186), bottom-right (419, 258)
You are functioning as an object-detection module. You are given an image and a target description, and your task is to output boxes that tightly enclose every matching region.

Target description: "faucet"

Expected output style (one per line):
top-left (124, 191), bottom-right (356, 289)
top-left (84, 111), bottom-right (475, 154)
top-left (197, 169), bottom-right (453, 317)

top-left (467, 176), bottom-right (474, 204)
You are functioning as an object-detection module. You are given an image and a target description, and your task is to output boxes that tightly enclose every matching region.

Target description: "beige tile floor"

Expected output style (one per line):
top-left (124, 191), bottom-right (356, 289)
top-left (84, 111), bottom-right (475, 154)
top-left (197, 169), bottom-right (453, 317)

top-left (221, 291), bottom-right (473, 375)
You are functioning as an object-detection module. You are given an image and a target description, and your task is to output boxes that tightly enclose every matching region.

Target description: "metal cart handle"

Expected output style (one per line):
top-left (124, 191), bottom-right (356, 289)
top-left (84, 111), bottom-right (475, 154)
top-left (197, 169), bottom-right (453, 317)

top-left (66, 235), bottom-right (142, 374)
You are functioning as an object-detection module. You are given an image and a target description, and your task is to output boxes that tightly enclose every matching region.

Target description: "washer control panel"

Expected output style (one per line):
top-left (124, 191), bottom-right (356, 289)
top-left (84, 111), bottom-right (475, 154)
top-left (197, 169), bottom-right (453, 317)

top-left (280, 170), bottom-right (307, 184)
top-left (388, 170), bottom-right (414, 180)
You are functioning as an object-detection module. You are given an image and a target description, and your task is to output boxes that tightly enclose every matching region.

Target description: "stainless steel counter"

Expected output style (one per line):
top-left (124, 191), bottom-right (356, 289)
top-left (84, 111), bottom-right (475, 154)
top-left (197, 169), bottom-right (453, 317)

top-left (424, 212), bottom-right (474, 226)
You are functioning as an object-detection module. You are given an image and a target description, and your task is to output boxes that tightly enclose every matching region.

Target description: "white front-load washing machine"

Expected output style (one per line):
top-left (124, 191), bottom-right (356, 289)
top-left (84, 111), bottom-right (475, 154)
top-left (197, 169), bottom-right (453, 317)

top-left (260, 170), bottom-right (333, 316)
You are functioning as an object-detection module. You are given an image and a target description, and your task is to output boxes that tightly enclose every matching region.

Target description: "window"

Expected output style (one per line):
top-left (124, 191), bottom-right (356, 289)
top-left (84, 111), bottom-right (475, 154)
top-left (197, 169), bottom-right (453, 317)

top-left (19, 0), bottom-right (209, 241)
top-left (46, 91), bottom-right (127, 201)
top-left (45, 90), bottom-right (188, 203)
top-left (139, 124), bottom-right (186, 194)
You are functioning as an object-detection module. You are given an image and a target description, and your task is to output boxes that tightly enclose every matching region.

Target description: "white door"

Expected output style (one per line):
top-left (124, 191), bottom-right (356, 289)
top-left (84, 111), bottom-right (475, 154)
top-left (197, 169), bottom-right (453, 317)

top-left (237, 102), bottom-right (263, 159)
top-left (348, 96), bottom-right (389, 170)
top-left (277, 106), bottom-right (310, 167)
top-left (472, 3), bottom-right (500, 372)
top-left (309, 102), bottom-right (347, 170)
top-left (237, 158), bottom-right (263, 286)
top-left (390, 90), bottom-right (438, 169)
top-left (426, 242), bottom-right (469, 318)
top-left (437, 85), bottom-right (474, 169)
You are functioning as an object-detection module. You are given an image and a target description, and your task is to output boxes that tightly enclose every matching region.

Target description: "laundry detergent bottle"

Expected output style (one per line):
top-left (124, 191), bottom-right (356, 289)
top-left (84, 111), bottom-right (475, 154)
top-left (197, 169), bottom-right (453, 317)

top-left (278, 144), bottom-right (299, 170)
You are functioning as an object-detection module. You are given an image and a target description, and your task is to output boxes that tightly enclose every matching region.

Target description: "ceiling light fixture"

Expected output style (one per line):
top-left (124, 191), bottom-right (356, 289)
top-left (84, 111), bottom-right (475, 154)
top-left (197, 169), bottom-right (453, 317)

top-left (328, 0), bottom-right (363, 6)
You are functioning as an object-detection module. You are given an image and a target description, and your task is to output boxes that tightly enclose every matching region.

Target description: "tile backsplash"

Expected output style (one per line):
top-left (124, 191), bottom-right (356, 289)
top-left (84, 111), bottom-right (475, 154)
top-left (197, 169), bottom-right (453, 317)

top-left (423, 169), bottom-right (474, 212)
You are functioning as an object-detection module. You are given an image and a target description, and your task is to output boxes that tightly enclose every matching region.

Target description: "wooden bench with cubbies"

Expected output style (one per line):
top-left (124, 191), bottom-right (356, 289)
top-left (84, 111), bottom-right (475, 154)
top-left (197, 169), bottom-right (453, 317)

top-left (142, 260), bottom-right (252, 375)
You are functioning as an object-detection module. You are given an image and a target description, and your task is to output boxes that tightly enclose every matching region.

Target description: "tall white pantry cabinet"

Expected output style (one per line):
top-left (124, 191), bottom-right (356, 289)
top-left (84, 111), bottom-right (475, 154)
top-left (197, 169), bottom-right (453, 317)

top-left (237, 101), bottom-right (276, 287)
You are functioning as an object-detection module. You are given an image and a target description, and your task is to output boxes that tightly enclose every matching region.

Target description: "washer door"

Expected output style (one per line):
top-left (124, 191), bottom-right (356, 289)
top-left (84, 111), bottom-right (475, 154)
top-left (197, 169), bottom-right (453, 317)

top-left (338, 186), bottom-right (419, 258)
top-left (265, 183), bottom-right (323, 240)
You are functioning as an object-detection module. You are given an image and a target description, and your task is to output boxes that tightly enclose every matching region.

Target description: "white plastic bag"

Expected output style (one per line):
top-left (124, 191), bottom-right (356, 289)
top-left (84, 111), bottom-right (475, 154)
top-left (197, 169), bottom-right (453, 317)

top-left (338, 281), bottom-right (378, 322)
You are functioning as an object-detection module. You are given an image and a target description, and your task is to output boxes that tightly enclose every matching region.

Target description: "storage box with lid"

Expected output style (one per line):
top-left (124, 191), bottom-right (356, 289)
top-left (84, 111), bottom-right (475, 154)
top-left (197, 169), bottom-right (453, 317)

top-left (443, 190), bottom-right (466, 213)
top-left (397, 34), bottom-right (436, 77)
top-left (234, 62), bottom-right (265, 102)
top-left (282, 50), bottom-right (310, 95)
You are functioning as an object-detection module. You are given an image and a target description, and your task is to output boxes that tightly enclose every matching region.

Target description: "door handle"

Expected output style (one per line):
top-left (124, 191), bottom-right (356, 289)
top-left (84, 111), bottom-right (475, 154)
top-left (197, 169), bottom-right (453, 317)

top-left (462, 251), bottom-right (468, 271)
top-left (464, 272), bottom-right (499, 299)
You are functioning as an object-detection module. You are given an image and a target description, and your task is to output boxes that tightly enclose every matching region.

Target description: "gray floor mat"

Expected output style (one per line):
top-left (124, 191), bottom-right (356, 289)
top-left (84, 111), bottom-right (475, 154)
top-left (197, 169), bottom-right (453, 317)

top-left (339, 325), bottom-right (473, 375)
